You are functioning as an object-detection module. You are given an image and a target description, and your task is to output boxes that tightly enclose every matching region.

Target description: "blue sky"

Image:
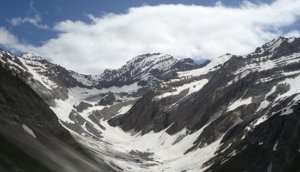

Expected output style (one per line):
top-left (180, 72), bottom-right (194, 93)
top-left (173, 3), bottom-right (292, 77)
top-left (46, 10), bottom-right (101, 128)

top-left (0, 0), bottom-right (300, 73)
top-left (0, 0), bottom-right (275, 45)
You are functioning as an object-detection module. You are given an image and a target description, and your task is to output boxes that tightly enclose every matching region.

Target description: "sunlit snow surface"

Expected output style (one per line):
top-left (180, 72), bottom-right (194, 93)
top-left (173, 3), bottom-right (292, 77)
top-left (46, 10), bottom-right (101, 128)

top-left (227, 97), bottom-right (252, 112)
top-left (155, 79), bottom-right (208, 99)
top-left (48, 75), bottom-right (221, 171)
top-left (178, 54), bottom-right (232, 78)
top-left (50, 82), bottom-right (140, 123)
top-left (20, 56), bottom-right (58, 90)
top-left (115, 104), bottom-right (133, 117)
top-left (74, 121), bottom-right (222, 172)
top-left (49, 80), bottom-right (222, 171)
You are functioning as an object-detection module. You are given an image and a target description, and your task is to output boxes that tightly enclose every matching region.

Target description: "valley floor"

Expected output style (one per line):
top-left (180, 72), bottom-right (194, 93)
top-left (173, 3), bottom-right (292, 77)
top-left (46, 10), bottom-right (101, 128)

top-left (73, 120), bottom-right (222, 172)
top-left (47, 82), bottom-right (224, 172)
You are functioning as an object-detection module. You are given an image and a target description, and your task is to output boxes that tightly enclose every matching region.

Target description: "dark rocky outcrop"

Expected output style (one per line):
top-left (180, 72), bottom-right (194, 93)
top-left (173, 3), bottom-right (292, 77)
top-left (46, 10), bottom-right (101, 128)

top-left (0, 66), bottom-right (114, 172)
top-left (97, 92), bottom-right (116, 106)
top-left (74, 102), bottom-right (93, 112)
top-left (207, 102), bottom-right (300, 172)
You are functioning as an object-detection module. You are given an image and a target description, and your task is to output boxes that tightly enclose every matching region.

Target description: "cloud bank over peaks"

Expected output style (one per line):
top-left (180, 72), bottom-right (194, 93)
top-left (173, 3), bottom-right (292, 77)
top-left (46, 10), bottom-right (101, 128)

top-left (1, 0), bottom-right (300, 74)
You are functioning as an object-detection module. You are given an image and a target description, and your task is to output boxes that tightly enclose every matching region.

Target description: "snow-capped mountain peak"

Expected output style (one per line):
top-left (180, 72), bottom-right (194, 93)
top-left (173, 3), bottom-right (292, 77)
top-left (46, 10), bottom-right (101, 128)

top-left (21, 52), bottom-right (42, 60)
top-left (98, 53), bottom-right (177, 81)
top-left (95, 53), bottom-right (200, 88)
top-left (252, 36), bottom-right (300, 58)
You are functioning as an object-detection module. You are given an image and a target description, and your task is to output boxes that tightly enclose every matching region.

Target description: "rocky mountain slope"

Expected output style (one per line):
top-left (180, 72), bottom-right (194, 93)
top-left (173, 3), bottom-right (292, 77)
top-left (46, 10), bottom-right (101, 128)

top-left (0, 64), bottom-right (114, 172)
top-left (1, 36), bottom-right (300, 172)
top-left (109, 36), bottom-right (300, 171)
top-left (0, 49), bottom-right (203, 171)
top-left (96, 53), bottom-right (201, 88)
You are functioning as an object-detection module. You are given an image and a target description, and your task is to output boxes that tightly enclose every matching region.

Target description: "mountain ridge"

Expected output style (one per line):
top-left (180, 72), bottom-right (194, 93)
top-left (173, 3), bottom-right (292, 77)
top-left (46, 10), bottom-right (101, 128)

top-left (0, 64), bottom-right (114, 172)
top-left (1, 36), bottom-right (300, 172)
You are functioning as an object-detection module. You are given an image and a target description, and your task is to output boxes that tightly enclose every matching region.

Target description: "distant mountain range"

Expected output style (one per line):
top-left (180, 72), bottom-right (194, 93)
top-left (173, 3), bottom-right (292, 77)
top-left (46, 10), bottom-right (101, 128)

top-left (1, 36), bottom-right (300, 172)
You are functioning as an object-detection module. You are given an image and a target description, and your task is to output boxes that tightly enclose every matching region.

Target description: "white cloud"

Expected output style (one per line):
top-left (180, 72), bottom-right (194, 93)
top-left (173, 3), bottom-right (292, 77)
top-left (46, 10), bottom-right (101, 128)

top-left (285, 30), bottom-right (300, 37)
top-left (8, 1), bottom-right (49, 30)
top-left (0, 27), bottom-right (33, 51)
top-left (1, 0), bottom-right (300, 74)
top-left (0, 27), bottom-right (19, 46)
top-left (9, 15), bottom-right (49, 30)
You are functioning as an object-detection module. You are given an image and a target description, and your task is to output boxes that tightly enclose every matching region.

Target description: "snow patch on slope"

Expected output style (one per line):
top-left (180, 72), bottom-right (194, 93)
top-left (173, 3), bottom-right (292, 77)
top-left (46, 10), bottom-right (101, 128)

top-left (71, 72), bottom-right (95, 86)
top-left (115, 105), bottom-right (133, 117)
top-left (51, 98), bottom-right (76, 123)
top-left (178, 54), bottom-right (231, 78)
top-left (51, 82), bottom-right (140, 123)
top-left (19, 58), bottom-right (58, 90)
top-left (156, 79), bottom-right (208, 99)
top-left (276, 74), bottom-right (300, 100)
top-left (227, 97), bottom-right (252, 112)
top-left (70, 82), bottom-right (140, 97)
top-left (22, 124), bottom-right (37, 138)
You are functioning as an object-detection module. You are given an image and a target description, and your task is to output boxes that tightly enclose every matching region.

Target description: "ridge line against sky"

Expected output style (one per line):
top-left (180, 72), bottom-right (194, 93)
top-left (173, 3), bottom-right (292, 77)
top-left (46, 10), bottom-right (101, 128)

top-left (0, 0), bottom-right (300, 74)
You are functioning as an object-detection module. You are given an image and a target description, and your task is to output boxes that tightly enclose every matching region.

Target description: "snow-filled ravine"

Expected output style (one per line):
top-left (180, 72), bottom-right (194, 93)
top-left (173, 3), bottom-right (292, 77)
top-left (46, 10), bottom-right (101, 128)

top-left (73, 121), bottom-right (222, 172)
top-left (49, 80), bottom-right (224, 172)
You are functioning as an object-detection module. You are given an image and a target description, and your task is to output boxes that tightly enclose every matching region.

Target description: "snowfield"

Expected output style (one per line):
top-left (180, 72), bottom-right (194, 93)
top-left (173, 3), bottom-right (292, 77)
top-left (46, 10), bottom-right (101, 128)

top-left (156, 79), bottom-right (208, 99)
top-left (74, 121), bottom-right (222, 172)
top-left (227, 97), bottom-right (252, 112)
top-left (178, 54), bottom-right (232, 78)
top-left (51, 82), bottom-right (141, 123)
top-left (49, 79), bottom-right (222, 171)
